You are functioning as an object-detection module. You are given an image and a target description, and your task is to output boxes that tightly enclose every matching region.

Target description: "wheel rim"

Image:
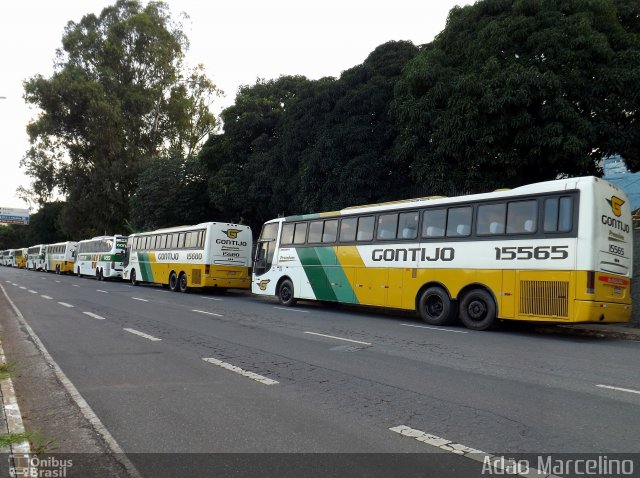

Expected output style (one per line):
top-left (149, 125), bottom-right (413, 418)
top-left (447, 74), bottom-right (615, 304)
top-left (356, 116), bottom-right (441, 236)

top-left (425, 295), bottom-right (443, 318)
top-left (467, 299), bottom-right (487, 321)
top-left (170, 274), bottom-right (177, 288)
top-left (180, 275), bottom-right (187, 289)
top-left (281, 285), bottom-right (292, 302)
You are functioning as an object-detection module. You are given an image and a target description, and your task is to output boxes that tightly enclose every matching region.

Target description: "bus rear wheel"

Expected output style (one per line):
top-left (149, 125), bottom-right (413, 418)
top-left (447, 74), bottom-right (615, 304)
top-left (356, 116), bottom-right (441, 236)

top-left (418, 287), bottom-right (454, 326)
top-left (169, 272), bottom-right (179, 292)
top-left (277, 279), bottom-right (296, 306)
top-left (179, 272), bottom-right (189, 293)
top-left (130, 269), bottom-right (138, 286)
top-left (459, 289), bottom-right (497, 331)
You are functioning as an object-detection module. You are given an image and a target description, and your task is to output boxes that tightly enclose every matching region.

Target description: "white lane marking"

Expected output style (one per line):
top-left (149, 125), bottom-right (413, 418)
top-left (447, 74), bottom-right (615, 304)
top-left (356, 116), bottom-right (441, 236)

top-left (11, 283), bottom-right (18, 286)
top-left (202, 358), bottom-right (278, 385)
top-left (123, 328), bottom-right (161, 342)
top-left (192, 309), bottom-right (223, 317)
top-left (40, 277), bottom-right (46, 280)
top-left (202, 297), bottom-right (223, 301)
top-left (72, 284), bottom-right (80, 287)
top-left (389, 426), bottom-right (552, 476)
top-left (58, 302), bottom-right (74, 308)
top-left (4, 280), bottom-right (10, 283)
top-left (55, 280), bottom-right (61, 283)
top-left (597, 384), bottom-right (640, 395)
top-left (274, 306), bottom-right (309, 313)
top-left (401, 323), bottom-right (469, 334)
top-left (131, 297), bottom-right (148, 302)
top-left (0, 284), bottom-right (143, 478)
top-left (304, 331), bottom-right (372, 346)
top-left (28, 290), bottom-right (38, 294)
top-left (19, 286), bottom-right (26, 290)
top-left (41, 295), bottom-right (53, 300)
top-left (96, 290), bottom-right (108, 293)
top-left (83, 312), bottom-right (106, 320)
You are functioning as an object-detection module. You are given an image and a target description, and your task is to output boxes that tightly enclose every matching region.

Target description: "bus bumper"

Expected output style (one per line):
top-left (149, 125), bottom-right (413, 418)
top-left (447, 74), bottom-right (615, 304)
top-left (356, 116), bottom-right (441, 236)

top-left (571, 300), bottom-right (632, 324)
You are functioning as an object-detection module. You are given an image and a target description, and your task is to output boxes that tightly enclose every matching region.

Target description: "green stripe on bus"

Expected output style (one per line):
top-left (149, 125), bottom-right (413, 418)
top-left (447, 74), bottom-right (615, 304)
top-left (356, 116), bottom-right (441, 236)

top-left (297, 247), bottom-right (357, 304)
top-left (138, 252), bottom-right (154, 282)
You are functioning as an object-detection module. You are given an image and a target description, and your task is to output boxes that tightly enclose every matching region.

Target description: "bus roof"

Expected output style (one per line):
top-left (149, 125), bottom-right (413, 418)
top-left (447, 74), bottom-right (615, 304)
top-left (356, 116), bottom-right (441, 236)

top-left (130, 222), bottom-right (249, 236)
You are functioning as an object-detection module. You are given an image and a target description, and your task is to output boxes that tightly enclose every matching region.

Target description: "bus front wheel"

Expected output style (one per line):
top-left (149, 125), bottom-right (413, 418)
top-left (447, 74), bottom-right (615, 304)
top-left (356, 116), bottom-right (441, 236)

top-left (418, 287), bottom-right (454, 326)
top-left (278, 279), bottom-right (296, 306)
top-left (459, 289), bottom-right (497, 331)
top-left (130, 269), bottom-right (138, 286)
top-left (179, 272), bottom-right (189, 293)
top-left (169, 272), bottom-right (179, 292)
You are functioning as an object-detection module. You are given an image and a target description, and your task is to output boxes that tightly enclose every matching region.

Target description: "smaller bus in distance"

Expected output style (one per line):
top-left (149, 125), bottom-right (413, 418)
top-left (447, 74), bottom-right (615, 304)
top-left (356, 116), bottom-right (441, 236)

top-left (45, 241), bottom-right (78, 274)
top-left (6, 249), bottom-right (16, 267)
top-left (123, 222), bottom-right (252, 292)
top-left (0, 250), bottom-right (8, 266)
top-left (27, 244), bottom-right (47, 271)
top-left (252, 176), bottom-right (632, 330)
top-left (76, 235), bottom-right (127, 280)
top-left (12, 248), bottom-right (27, 269)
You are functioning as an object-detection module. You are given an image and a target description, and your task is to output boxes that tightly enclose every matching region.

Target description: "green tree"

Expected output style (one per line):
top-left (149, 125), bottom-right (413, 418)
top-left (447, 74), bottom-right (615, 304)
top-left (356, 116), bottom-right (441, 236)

top-left (129, 154), bottom-right (210, 230)
top-left (393, 0), bottom-right (640, 194)
top-left (22, 0), bottom-right (219, 237)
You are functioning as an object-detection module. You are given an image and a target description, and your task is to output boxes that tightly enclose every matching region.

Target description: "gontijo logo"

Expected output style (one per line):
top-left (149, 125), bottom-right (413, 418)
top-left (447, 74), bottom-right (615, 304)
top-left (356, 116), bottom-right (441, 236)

top-left (223, 228), bottom-right (242, 239)
top-left (258, 279), bottom-right (270, 290)
top-left (606, 196), bottom-right (625, 217)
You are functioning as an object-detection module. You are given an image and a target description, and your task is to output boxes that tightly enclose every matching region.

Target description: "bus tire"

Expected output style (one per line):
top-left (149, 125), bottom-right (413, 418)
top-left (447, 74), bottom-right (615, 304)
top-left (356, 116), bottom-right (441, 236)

top-left (277, 279), bottom-right (296, 306)
top-left (179, 272), bottom-right (188, 293)
top-left (96, 269), bottom-right (101, 281)
top-left (459, 289), bottom-right (497, 331)
top-left (418, 287), bottom-right (454, 326)
top-left (77, 267), bottom-right (81, 277)
top-left (130, 269), bottom-right (138, 286)
top-left (169, 272), bottom-right (179, 292)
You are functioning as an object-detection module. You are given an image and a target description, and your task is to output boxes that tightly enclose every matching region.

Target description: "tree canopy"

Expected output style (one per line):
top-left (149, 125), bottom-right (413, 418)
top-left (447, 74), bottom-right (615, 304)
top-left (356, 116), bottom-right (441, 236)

top-left (22, 0), bottom-right (219, 237)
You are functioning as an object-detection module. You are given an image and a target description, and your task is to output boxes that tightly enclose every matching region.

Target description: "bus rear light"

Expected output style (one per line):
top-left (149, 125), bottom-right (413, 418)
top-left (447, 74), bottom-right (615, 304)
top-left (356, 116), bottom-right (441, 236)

top-left (586, 271), bottom-right (595, 294)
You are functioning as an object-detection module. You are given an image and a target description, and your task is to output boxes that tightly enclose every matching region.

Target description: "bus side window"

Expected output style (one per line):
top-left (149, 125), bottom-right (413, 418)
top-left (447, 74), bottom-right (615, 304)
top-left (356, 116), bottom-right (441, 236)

top-left (293, 223), bottom-right (307, 245)
top-left (356, 216), bottom-right (375, 241)
top-left (544, 196), bottom-right (573, 232)
top-left (308, 221), bottom-right (323, 243)
top-left (377, 213), bottom-right (398, 240)
top-left (281, 223), bottom-right (295, 245)
top-left (477, 203), bottom-right (506, 235)
top-left (506, 200), bottom-right (537, 234)
top-left (339, 218), bottom-right (357, 242)
top-left (398, 211), bottom-right (418, 239)
top-left (447, 206), bottom-right (472, 237)
top-left (422, 209), bottom-right (446, 238)
top-left (322, 220), bottom-right (338, 243)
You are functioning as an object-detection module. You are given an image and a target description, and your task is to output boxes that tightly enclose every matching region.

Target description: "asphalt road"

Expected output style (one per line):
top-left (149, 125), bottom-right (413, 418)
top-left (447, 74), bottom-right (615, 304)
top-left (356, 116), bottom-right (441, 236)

top-left (1, 266), bottom-right (639, 476)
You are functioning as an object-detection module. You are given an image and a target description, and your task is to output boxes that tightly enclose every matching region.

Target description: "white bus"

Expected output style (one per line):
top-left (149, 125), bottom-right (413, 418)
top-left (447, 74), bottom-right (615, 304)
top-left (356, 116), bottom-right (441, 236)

top-left (27, 244), bottom-right (47, 271)
top-left (123, 222), bottom-right (252, 292)
top-left (252, 176), bottom-right (633, 330)
top-left (76, 235), bottom-right (127, 280)
top-left (0, 250), bottom-right (8, 266)
top-left (45, 241), bottom-right (78, 274)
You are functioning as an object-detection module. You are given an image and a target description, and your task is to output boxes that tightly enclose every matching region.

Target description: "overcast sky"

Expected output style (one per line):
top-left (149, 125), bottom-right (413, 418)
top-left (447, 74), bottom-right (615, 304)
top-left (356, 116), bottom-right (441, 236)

top-left (0, 0), bottom-right (472, 211)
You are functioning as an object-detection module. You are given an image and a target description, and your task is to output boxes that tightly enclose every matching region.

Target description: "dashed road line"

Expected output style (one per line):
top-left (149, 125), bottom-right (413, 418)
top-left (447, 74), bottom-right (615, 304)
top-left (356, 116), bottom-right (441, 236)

top-left (401, 323), bottom-right (469, 334)
top-left (28, 290), bottom-right (37, 294)
top-left (58, 302), bottom-right (74, 308)
top-left (597, 384), bottom-right (640, 395)
top-left (55, 280), bottom-right (61, 283)
top-left (192, 309), bottom-right (223, 317)
top-left (72, 284), bottom-right (80, 287)
top-left (202, 297), bottom-right (223, 301)
top-left (4, 280), bottom-right (10, 283)
top-left (274, 306), bottom-right (309, 313)
top-left (123, 328), bottom-right (161, 342)
top-left (96, 290), bottom-right (108, 293)
top-left (131, 297), bottom-right (149, 302)
top-left (202, 358), bottom-right (279, 385)
top-left (83, 312), bottom-right (106, 320)
top-left (389, 425), bottom-right (557, 477)
top-left (41, 295), bottom-right (52, 300)
top-left (19, 286), bottom-right (26, 290)
top-left (304, 331), bottom-right (371, 346)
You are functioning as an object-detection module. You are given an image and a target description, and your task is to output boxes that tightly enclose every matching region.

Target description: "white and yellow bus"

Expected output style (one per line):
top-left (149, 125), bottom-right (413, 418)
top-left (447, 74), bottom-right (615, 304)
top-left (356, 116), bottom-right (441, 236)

top-left (11, 248), bottom-right (27, 268)
top-left (76, 235), bottom-right (127, 280)
top-left (123, 222), bottom-right (253, 292)
top-left (45, 241), bottom-right (78, 274)
top-left (252, 176), bottom-right (633, 330)
top-left (27, 244), bottom-right (47, 271)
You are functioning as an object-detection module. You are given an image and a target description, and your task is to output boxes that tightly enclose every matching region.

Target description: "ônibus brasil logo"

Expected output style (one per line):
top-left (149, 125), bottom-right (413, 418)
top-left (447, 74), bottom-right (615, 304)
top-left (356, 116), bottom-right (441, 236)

top-left (223, 228), bottom-right (242, 239)
top-left (606, 196), bottom-right (625, 217)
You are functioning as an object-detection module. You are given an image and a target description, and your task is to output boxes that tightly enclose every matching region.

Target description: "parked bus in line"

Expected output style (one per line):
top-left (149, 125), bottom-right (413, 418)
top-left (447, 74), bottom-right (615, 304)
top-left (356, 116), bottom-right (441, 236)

top-left (123, 222), bottom-right (253, 292)
top-left (27, 244), bottom-right (47, 271)
top-left (45, 241), bottom-right (78, 274)
top-left (6, 249), bottom-right (16, 267)
top-left (12, 248), bottom-right (27, 268)
top-left (76, 235), bottom-right (127, 280)
top-left (252, 176), bottom-right (633, 330)
top-left (0, 250), bottom-right (8, 266)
